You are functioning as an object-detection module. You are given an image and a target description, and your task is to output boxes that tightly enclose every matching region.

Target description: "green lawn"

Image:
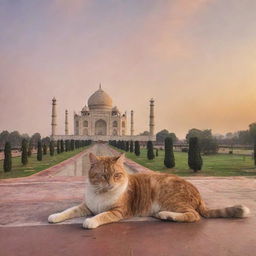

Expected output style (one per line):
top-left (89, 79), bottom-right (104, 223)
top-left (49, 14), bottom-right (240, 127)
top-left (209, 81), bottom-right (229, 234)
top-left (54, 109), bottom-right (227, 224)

top-left (0, 147), bottom-right (87, 179)
top-left (121, 148), bottom-right (256, 177)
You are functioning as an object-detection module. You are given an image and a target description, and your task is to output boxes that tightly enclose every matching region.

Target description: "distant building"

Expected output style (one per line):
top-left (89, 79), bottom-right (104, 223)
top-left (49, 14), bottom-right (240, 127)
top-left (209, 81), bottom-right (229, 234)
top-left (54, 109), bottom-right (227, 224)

top-left (51, 85), bottom-right (156, 142)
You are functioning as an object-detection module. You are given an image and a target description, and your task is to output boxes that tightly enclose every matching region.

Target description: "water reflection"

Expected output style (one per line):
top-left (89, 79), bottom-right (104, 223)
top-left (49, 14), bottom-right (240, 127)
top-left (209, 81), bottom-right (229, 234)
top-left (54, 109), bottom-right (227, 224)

top-left (55, 153), bottom-right (133, 176)
top-left (55, 154), bottom-right (90, 177)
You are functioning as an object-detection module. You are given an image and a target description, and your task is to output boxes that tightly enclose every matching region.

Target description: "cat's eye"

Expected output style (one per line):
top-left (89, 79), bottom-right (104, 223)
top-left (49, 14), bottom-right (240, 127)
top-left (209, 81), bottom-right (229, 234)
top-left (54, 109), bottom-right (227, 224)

top-left (114, 173), bottom-right (122, 178)
top-left (96, 173), bottom-right (105, 179)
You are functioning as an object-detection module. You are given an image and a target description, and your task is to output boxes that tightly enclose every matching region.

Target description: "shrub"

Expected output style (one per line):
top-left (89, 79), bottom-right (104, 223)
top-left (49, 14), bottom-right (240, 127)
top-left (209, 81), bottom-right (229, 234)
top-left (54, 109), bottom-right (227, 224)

top-left (71, 140), bottom-right (75, 151)
top-left (188, 137), bottom-right (202, 172)
top-left (57, 140), bottom-right (60, 154)
top-left (65, 140), bottom-right (69, 152)
top-left (164, 137), bottom-right (175, 168)
top-left (50, 141), bottom-right (54, 156)
top-left (125, 141), bottom-right (129, 152)
top-left (135, 141), bottom-right (140, 156)
top-left (147, 141), bottom-right (155, 160)
top-left (21, 139), bottom-right (28, 165)
top-left (201, 138), bottom-right (219, 154)
top-left (28, 140), bottom-right (33, 157)
top-left (117, 140), bottom-right (121, 149)
top-left (60, 140), bottom-right (64, 153)
top-left (3, 142), bottom-right (12, 172)
top-left (121, 141), bottom-right (126, 151)
top-left (129, 141), bottom-right (134, 153)
top-left (43, 144), bottom-right (47, 155)
top-left (37, 140), bottom-right (43, 161)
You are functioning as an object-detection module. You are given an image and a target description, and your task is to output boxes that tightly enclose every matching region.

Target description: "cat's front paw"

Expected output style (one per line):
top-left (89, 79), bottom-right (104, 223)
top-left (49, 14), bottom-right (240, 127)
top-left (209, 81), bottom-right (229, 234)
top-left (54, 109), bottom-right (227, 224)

top-left (83, 218), bottom-right (99, 229)
top-left (48, 213), bottom-right (61, 223)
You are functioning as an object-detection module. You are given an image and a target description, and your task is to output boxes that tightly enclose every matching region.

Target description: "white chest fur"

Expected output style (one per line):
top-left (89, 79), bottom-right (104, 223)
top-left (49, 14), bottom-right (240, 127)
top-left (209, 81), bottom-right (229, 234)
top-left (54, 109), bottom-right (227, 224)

top-left (84, 182), bottom-right (128, 215)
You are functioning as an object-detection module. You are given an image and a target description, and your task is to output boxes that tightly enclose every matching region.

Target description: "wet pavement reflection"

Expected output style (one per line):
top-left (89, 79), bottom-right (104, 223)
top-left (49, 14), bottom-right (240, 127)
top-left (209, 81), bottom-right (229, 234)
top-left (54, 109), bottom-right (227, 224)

top-left (55, 143), bottom-right (133, 176)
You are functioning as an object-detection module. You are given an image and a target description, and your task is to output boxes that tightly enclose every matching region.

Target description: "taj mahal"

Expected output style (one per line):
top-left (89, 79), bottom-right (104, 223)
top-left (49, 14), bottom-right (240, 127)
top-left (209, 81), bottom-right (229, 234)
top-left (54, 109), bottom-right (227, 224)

top-left (51, 85), bottom-right (156, 142)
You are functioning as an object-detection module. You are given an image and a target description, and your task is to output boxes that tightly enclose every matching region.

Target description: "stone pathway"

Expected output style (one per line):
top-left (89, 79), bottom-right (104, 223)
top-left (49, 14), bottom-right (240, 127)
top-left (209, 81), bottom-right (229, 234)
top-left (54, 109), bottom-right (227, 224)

top-left (0, 143), bottom-right (256, 255)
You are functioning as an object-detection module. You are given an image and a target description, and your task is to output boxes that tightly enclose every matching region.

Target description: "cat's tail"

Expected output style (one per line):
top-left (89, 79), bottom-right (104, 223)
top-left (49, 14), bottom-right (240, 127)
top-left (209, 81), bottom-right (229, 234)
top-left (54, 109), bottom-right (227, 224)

top-left (198, 200), bottom-right (250, 218)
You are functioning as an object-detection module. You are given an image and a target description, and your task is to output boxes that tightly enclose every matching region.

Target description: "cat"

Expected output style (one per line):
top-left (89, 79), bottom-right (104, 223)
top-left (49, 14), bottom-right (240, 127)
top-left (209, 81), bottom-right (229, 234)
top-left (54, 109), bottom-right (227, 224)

top-left (48, 153), bottom-right (250, 229)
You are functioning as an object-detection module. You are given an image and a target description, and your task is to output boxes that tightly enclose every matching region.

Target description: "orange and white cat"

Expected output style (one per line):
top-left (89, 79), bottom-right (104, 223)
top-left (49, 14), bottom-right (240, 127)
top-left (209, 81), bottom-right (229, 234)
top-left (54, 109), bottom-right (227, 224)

top-left (48, 153), bottom-right (250, 229)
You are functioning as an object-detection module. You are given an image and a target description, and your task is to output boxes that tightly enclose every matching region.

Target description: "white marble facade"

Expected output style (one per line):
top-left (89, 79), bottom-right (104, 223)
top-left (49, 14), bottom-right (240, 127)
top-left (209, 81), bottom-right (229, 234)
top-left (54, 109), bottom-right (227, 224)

top-left (51, 85), bottom-right (156, 141)
top-left (73, 86), bottom-right (127, 136)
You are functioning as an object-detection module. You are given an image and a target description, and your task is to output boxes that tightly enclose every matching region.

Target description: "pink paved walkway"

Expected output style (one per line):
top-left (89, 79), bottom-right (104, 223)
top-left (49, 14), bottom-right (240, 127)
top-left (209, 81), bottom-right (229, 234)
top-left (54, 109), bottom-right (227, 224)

top-left (0, 143), bottom-right (256, 255)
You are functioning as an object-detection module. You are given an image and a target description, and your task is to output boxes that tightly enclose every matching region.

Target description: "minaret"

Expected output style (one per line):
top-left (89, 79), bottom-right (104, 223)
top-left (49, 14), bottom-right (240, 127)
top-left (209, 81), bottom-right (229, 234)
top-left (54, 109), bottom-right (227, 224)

top-left (130, 110), bottom-right (134, 136)
top-left (65, 110), bottom-right (69, 135)
top-left (51, 97), bottom-right (57, 136)
top-left (149, 98), bottom-right (155, 136)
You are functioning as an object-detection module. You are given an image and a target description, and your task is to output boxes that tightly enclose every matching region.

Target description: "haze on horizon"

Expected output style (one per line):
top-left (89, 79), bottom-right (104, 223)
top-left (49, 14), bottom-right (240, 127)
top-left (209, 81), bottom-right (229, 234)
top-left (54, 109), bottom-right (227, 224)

top-left (0, 0), bottom-right (256, 139)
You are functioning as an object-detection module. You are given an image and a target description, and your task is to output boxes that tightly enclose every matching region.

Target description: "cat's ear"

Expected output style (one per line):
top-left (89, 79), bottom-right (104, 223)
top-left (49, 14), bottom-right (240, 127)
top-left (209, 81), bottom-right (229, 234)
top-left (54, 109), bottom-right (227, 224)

top-left (116, 153), bottom-right (125, 165)
top-left (89, 153), bottom-right (99, 164)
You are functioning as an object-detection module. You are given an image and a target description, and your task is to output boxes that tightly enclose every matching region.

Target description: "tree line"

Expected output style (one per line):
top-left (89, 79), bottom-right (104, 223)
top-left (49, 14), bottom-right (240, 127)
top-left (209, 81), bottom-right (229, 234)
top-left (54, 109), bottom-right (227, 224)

top-left (3, 139), bottom-right (91, 172)
top-left (156, 122), bottom-right (256, 154)
top-left (109, 137), bottom-right (204, 172)
top-left (0, 130), bottom-right (50, 150)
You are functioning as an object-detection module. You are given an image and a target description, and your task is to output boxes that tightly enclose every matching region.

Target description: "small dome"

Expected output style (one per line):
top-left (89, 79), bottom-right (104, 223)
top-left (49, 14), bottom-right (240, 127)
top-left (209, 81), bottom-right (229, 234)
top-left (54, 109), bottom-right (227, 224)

top-left (81, 105), bottom-right (89, 112)
top-left (88, 87), bottom-right (112, 110)
top-left (112, 106), bottom-right (119, 112)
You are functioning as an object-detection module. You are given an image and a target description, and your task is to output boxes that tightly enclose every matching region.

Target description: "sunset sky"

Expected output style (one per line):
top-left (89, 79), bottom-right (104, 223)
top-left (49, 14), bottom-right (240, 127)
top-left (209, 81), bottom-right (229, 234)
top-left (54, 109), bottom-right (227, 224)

top-left (0, 0), bottom-right (256, 139)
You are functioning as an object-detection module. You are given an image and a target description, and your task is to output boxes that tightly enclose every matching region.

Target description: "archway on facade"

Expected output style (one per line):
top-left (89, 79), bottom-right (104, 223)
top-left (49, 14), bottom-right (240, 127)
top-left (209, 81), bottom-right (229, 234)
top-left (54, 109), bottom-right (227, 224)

top-left (95, 119), bottom-right (107, 135)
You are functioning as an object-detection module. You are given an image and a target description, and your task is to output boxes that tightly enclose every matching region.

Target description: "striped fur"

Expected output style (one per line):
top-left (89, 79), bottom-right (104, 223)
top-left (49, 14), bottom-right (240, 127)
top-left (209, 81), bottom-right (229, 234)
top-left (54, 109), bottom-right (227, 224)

top-left (48, 153), bottom-right (250, 228)
top-left (198, 200), bottom-right (250, 218)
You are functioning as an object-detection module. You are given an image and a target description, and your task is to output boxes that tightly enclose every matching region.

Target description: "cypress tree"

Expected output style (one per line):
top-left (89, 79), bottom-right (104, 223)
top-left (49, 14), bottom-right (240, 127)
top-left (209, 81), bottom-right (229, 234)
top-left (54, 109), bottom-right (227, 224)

top-left (3, 142), bottom-right (12, 172)
top-left (50, 141), bottom-right (54, 156)
top-left (156, 148), bottom-right (159, 157)
top-left (37, 140), bottom-right (43, 161)
top-left (164, 137), bottom-right (175, 168)
top-left (71, 140), bottom-right (75, 150)
top-left (65, 140), bottom-right (69, 152)
top-left (57, 140), bottom-right (60, 154)
top-left (43, 144), bottom-right (47, 155)
top-left (147, 141), bottom-right (155, 160)
top-left (135, 141), bottom-right (140, 156)
top-left (60, 140), bottom-right (64, 153)
top-left (121, 141), bottom-right (126, 151)
top-left (125, 141), bottom-right (129, 152)
top-left (129, 140), bottom-right (134, 153)
top-left (188, 137), bottom-right (203, 172)
top-left (28, 140), bottom-right (33, 157)
top-left (21, 139), bottom-right (28, 165)
top-left (254, 136), bottom-right (256, 166)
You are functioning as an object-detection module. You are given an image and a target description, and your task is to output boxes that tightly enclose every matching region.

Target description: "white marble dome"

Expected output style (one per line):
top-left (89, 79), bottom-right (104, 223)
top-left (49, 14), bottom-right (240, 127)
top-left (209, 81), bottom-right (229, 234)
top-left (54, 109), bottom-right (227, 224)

top-left (88, 87), bottom-right (112, 110)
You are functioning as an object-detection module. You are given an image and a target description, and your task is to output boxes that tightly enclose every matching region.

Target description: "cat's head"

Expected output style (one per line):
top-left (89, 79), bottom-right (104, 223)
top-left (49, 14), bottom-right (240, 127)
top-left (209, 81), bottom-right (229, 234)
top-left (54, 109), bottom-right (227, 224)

top-left (88, 153), bottom-right (128, 193)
